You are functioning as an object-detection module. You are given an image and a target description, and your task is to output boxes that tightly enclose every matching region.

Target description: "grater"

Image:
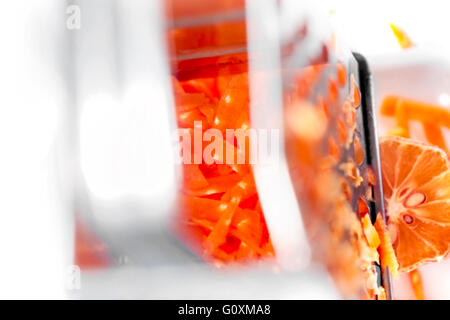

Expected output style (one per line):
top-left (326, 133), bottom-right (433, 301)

top-left (166, 0), bottom-right (393, 299)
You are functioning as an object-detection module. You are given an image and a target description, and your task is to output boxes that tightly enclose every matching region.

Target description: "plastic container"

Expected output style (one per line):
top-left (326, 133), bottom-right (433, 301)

top-left (67, 0), bottom-right (385, 299)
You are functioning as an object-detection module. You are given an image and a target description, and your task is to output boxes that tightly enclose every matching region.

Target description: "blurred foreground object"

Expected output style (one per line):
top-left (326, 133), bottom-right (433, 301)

top-left (66, 0), bottom-right (394, 299)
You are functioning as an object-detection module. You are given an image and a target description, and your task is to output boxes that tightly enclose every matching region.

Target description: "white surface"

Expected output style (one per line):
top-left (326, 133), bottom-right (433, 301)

top-left (0, 1), bottom-right (68, 299)
top-left (74, 265), bottom-right (339, 300)
top-left (322, 0), bottom-right (450, 55)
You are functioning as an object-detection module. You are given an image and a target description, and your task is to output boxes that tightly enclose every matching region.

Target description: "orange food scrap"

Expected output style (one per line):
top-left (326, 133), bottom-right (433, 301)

top-left (350, 74), bottom-right (361, 108)
top-left (394, 100), bottom-right (410, 138)
top-left (75, 219), bottom-right (111, 270)
top-left (374, 214), bottom-right (399, 277)
top-left (343, 99), bottom-right (356, 126)
top-left (423, 122), bottom-right (449, 154)
top-left (340, 178), bottom-right (352, 202)
top-left (295, 65), bottom-right (324, 98)
top-left (389, 23), bottom-right (414, 49)
top-left (379, 95), bottom-right (398, 115)
top-left (379, 136), bottom-right (450, 273)
top-left (204, 200), bottom-right (240, 254)
top-left (328, 78), bottom-right (339, 104)
top-left (409, 269), bottom-right (425, 300)
top-left (358, 198), bottom-right (369, 216)
top-left (173, 74), bottom-right (274, 263)
top-left (380, 95), bottom-right (450, 128)
top-left (183, 164), bottom-right (209, 190)
top-left (386, 127), bottom-right (409, 138)
top-left (337, 118), bottom-right (347, 144)
top-left (367, 167), bottom-right (376, 186)
top-left (380, 95), bottom-right (450, 153)
top-left (339, 159), bottom-right (363, 187)
top-left (336, 62), bottom-right (347, 87)
top-left (213, 74), bottom-right (249, 131)
top-left (354, 138), bottom-right (364, 165)
top-left (362, 215), bottom-right (381, 249)
top-left (328, 136), bottom-right (340, 161)
top-left (317, 96), bottom-right (329, 118)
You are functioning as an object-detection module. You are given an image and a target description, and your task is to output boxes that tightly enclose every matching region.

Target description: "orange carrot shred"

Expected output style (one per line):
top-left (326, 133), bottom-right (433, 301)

top-left (173, 74), bottom-right (274, 263)
top-left (409, 269), bottom-right (425, 300)
top-left (423, 122), bottom-right (449, 154)
top-left (380, 95), bottom-right (450, 153)
top-left (380, 95), bottom-right (450, 128)
top-left (374, 214), bottom-right (399, 277)
top-left (328, 78), bottom-right (339, 104)
top-left (358, 198), bottom-right (369, 216)
top-left (337, 62), bottom-right (347, 87)
top-left (350, 74), bottom-right (361, 108)
top-left (394, 100), bottom-right (410, 138)
top-left (362, 215), bottom-right (381, 249)
top-left (389, 23), bottom-right (414, 49)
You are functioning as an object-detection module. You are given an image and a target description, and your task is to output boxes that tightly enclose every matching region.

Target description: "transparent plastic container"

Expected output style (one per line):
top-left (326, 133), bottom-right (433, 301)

top-left (68, 0), bottom-right (387, 299)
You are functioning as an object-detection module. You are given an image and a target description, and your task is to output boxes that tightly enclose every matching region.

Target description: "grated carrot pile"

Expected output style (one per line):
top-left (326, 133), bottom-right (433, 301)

top-left (380, 95), bottom-right (450, 154)
top-left (172, 74), bottom-right (274, 263)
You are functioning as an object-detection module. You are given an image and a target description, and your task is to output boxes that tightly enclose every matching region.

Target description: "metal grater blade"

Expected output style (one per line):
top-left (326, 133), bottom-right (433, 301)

top-left (353, 52), bottom-right (392, 299)
top-left (282, 35), bottom-right (393, 298)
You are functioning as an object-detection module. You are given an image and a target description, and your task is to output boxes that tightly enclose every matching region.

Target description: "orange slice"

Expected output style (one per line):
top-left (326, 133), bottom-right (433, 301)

top-left (379, 136), bottom-right (450, 272)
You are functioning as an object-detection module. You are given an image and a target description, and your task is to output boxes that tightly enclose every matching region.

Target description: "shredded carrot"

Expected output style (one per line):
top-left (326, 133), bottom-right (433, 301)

top-left (328, 136), bottom-right (340, 161)
top-left (354, 138), bottom-right (364, 165)
top-left (394, 100), bottom-right (410, 138)
top-left (379, 95), bottom-right (399, 115)
top-left (343, 100), bottom-right (356, 126)
top-left (358, 198), bottom-right (369, 216)
top-left (328, 78), bottom-right (339, 104)
top-left (380, 95), bottom-right (450, 154)
top-left (350, 74), bottom-right (361, 108)
top-left (389, 23), bottom-right (414, 49)
top-left (409, 269), bottom-right (425, 300)
top-left (423, 122), bottom-right (449, 154)
top-left (362, 215), bottom-right (381, 249)
top-left (204, 200), bottom-right (240, 253)
top-left (173, 74), bottom-right (274, 262)
top-left (183, 164), bottom-right (209, 190)
top-left (336, 62), bottom-right (347, 87)
top-left (380, 95), bottom-right (450, 128)
top-left (374, 214), bottom-right (399, 277)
